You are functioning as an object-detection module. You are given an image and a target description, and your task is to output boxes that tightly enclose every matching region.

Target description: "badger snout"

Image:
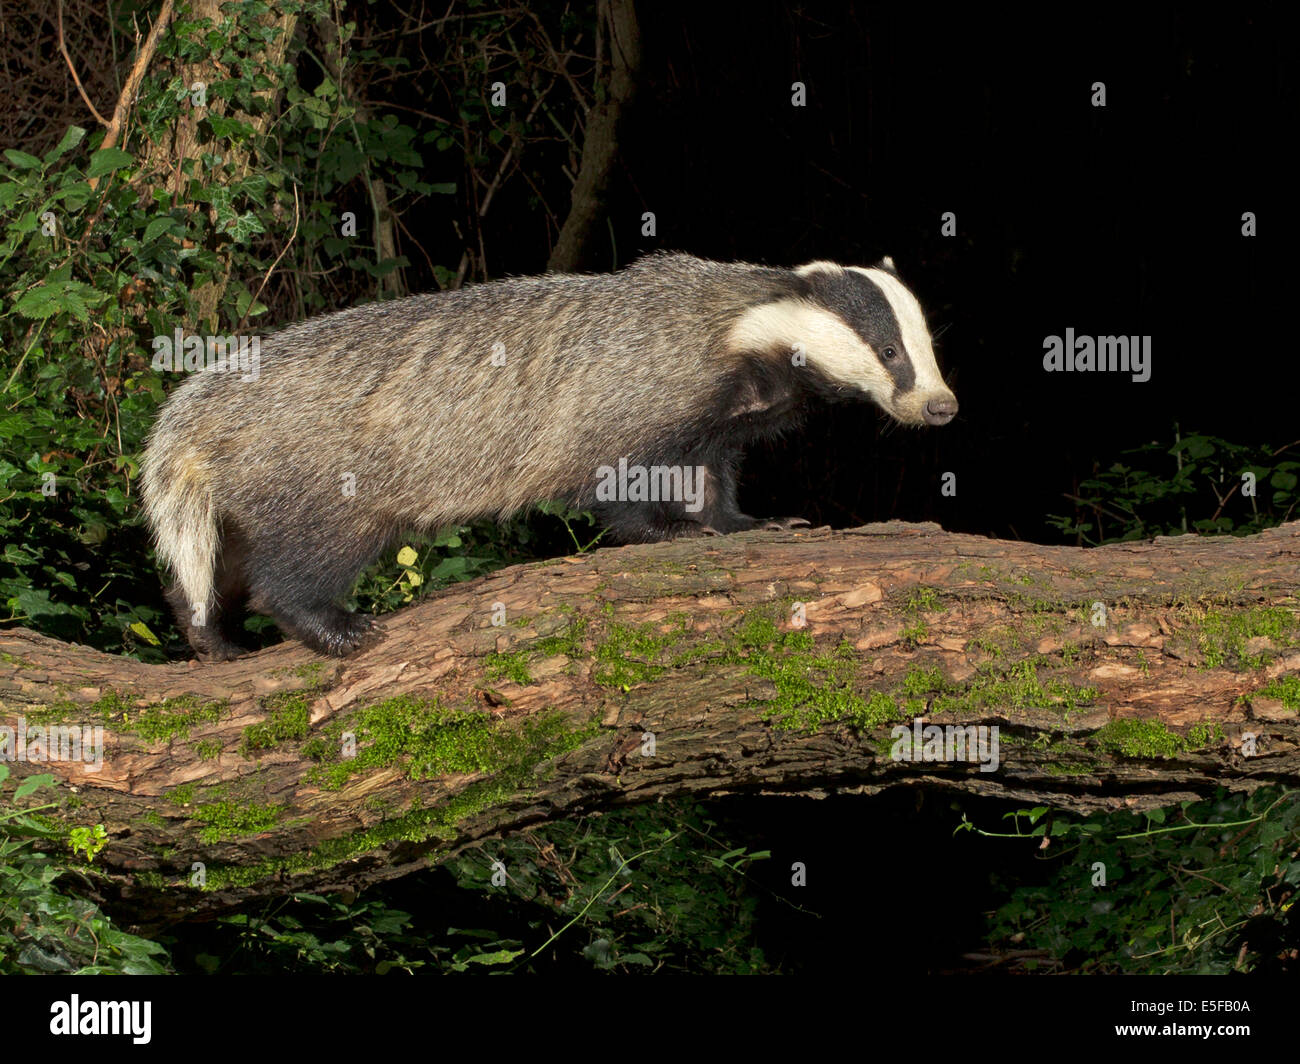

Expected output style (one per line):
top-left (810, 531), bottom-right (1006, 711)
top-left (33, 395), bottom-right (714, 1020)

top-left (923, 396), bottom-right (958, 426)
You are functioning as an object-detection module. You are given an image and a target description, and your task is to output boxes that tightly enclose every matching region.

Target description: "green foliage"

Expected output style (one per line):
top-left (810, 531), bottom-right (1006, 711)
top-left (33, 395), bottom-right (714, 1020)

top-left (1252, 674), bottom-right (1300, 710)
top-left (0, 0), bottom-right (462, 658)
top-left (978, 787), bottom-right (1300, 973)
top-left (474, 801), bottom-right (774, 973)
top-left (165, 799), bottom-right (776, 974)
top-left (350, 504), bottom-right (602, 622)
top-left (68, 823), bottom-right (108, 863)
top-left (0, 765), bottom-right (169, 973)
top-left (1050, 429), bottom-right (1299, 545)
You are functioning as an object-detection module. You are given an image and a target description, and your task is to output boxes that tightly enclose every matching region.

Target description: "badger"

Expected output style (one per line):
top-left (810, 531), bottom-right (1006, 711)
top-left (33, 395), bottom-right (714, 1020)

top-left (141, 252), bottom-right (957, 659)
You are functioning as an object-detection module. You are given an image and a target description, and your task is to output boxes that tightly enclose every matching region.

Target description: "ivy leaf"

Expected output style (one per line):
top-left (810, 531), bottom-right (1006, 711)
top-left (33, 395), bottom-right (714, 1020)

top-left (86, 147), bottom-right (135, 179)
top-left (142, 216), bottom-right (179, 243)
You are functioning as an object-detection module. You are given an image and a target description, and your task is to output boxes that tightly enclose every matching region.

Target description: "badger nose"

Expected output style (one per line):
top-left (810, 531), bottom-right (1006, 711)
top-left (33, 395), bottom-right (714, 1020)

top-left (923, 397), bottom-right (958, 426)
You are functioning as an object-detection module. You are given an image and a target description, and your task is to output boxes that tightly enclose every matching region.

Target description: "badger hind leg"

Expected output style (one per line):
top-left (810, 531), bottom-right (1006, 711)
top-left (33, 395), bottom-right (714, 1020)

top-left (164, 529), bottom-right (251, 661)
top-left (165, 584), bottom-right (246, 661)
top-left (241, 528), bottom-right (384, 658)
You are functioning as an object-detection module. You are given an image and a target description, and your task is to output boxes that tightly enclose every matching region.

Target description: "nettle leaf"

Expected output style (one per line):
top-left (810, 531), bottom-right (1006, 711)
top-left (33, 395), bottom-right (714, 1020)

top-left (14, 772), bottom-right (55, 799)
top-left (43, 126), bottom-right (87, 165)
top-left (10, 587), bottom-right (77, 618)
top-left (13, 285), bottom-right (64, 320)
top-left (3, 149), bottom-right (42, 170)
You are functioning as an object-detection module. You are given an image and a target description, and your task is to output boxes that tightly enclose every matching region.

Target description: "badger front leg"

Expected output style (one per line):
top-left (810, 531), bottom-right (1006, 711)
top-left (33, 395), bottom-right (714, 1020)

top-left (687, 454), bottom-right (811, 535)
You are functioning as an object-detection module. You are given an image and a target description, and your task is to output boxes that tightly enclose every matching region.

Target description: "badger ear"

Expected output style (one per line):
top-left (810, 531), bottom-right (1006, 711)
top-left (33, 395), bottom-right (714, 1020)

top-left (876, 255), bottom-right (898, 274)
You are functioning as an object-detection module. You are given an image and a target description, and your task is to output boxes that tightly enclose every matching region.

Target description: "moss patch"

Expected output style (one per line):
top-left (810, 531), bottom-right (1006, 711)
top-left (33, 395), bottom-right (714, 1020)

top-left (191, 800), bottom-right (284, 843)
top-left (591, 615), bottom-right (695, 687)
top-left (200, 708), bottom-right (598, 890)
top-left (724, 615), bottom-right (900, 733)
top-left (896, 586), bottom-right (946, 648)
top-left (904, 586), bottom-right (945, 613)
top-left (303, 694), bottom-right (595, 792)
top-left (1092, 718), bottom-right (1224, 758)
top-left (1251, 675), bottom-right (1300, 710)
top-left (483, 649), bottom-right (533, 686)
top-left (167, 782), bottom-right (197, 806)
top-left (1194, 606), bottom-right (1299, 669)
top-left (194, 738), bottom-right (223, 761)
top-left (488, 613), bottom-right (701, 690)
top-left (240, 691), bottom-right (313, 757)
top-left (20, 691), bottom-right (228, 743)
top-left (902, 659), bottom-right (1099, 719)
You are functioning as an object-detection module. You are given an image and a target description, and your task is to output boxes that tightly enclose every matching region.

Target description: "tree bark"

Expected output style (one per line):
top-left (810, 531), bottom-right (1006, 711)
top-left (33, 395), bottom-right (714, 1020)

top-left (2, 521), bottom-right (1297, 930)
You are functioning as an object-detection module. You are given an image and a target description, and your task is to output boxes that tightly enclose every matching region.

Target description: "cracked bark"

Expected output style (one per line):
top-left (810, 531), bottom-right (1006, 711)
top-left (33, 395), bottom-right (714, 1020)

top-left (1, 520), bottom-right (1297, 930)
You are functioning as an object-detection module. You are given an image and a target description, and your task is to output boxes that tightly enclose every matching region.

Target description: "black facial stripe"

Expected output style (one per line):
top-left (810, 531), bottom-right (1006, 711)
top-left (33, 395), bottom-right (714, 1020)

top-left (885, 348), bottom-right (916, 393)
top-left (793, 268), bottom-right (914, 392)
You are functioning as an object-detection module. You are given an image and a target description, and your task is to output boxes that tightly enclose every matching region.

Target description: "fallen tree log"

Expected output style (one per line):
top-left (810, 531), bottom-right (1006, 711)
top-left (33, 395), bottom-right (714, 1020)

top-left (1, 520), bottom-right (1297, 929)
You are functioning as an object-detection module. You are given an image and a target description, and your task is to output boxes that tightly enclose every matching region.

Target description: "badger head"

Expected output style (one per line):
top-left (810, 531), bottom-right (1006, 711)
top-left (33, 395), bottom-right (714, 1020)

top-left (728, 257), bottom-right (958, 427)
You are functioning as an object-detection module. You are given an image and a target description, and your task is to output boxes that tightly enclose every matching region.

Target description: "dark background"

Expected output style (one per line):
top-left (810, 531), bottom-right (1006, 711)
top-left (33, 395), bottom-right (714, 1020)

top-left (433, 3), bottom-right (1296, 543)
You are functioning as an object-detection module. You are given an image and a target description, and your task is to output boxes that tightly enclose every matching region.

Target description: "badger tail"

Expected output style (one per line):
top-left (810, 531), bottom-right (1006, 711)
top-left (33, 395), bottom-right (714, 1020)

top-left (140, 447), bottom-right (218, 620)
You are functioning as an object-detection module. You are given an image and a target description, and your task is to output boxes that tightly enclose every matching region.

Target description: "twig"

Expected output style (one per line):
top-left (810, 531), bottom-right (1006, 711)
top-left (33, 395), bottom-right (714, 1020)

top-left (529, 833), bottom-right (680, 958)
top-left (57, 0), bottom-right (109, 127)
top-left (236, 185), bottom-right (300, 335)
top-left (90, 0), bottom-right (176, 189)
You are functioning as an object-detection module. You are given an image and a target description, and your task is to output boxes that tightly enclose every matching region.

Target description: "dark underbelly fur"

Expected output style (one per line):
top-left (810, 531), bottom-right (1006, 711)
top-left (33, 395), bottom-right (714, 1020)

top-left (177, 364), bottom-right (816, 660)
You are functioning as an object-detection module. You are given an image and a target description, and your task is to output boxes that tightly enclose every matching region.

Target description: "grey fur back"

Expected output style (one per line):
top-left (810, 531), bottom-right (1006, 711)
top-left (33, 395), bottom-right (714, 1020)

top-left (147, 254), bottom-right (789, 529)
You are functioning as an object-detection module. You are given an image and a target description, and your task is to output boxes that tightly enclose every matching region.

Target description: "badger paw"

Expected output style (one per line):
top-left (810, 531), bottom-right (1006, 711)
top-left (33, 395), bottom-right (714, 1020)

top-left (294, 608), bottom-right (379, 657)
top-left (757, 516), bottom-right (813, 531)
top-left (326, 613), bottom-right (379, 657)
top-left (195, 638), bottom-right (249, 663)
top-left (659, 520), bottom-right (722, 539)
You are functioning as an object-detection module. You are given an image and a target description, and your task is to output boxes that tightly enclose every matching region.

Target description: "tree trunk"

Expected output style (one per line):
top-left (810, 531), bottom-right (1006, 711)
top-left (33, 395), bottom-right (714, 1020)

top-left (2, 521), bottom-right (1297, 930)
top-left (547, 0), bottom-right (641, 272)
top-left (141, 0), bottom-right (299, 328)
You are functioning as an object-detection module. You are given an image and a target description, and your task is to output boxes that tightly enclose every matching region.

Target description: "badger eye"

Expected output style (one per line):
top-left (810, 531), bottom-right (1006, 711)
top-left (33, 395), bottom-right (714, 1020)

top-left (882, 346), bottom-right (899, 361)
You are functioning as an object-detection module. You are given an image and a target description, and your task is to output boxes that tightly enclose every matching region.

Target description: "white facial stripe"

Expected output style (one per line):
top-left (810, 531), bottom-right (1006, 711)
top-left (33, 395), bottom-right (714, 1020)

top-left (847, 266), bottom-right (947, 395)
top-left (725, 299), bottom-right (892, 396)
top-left (794, 261), bottom-right (845, 278)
